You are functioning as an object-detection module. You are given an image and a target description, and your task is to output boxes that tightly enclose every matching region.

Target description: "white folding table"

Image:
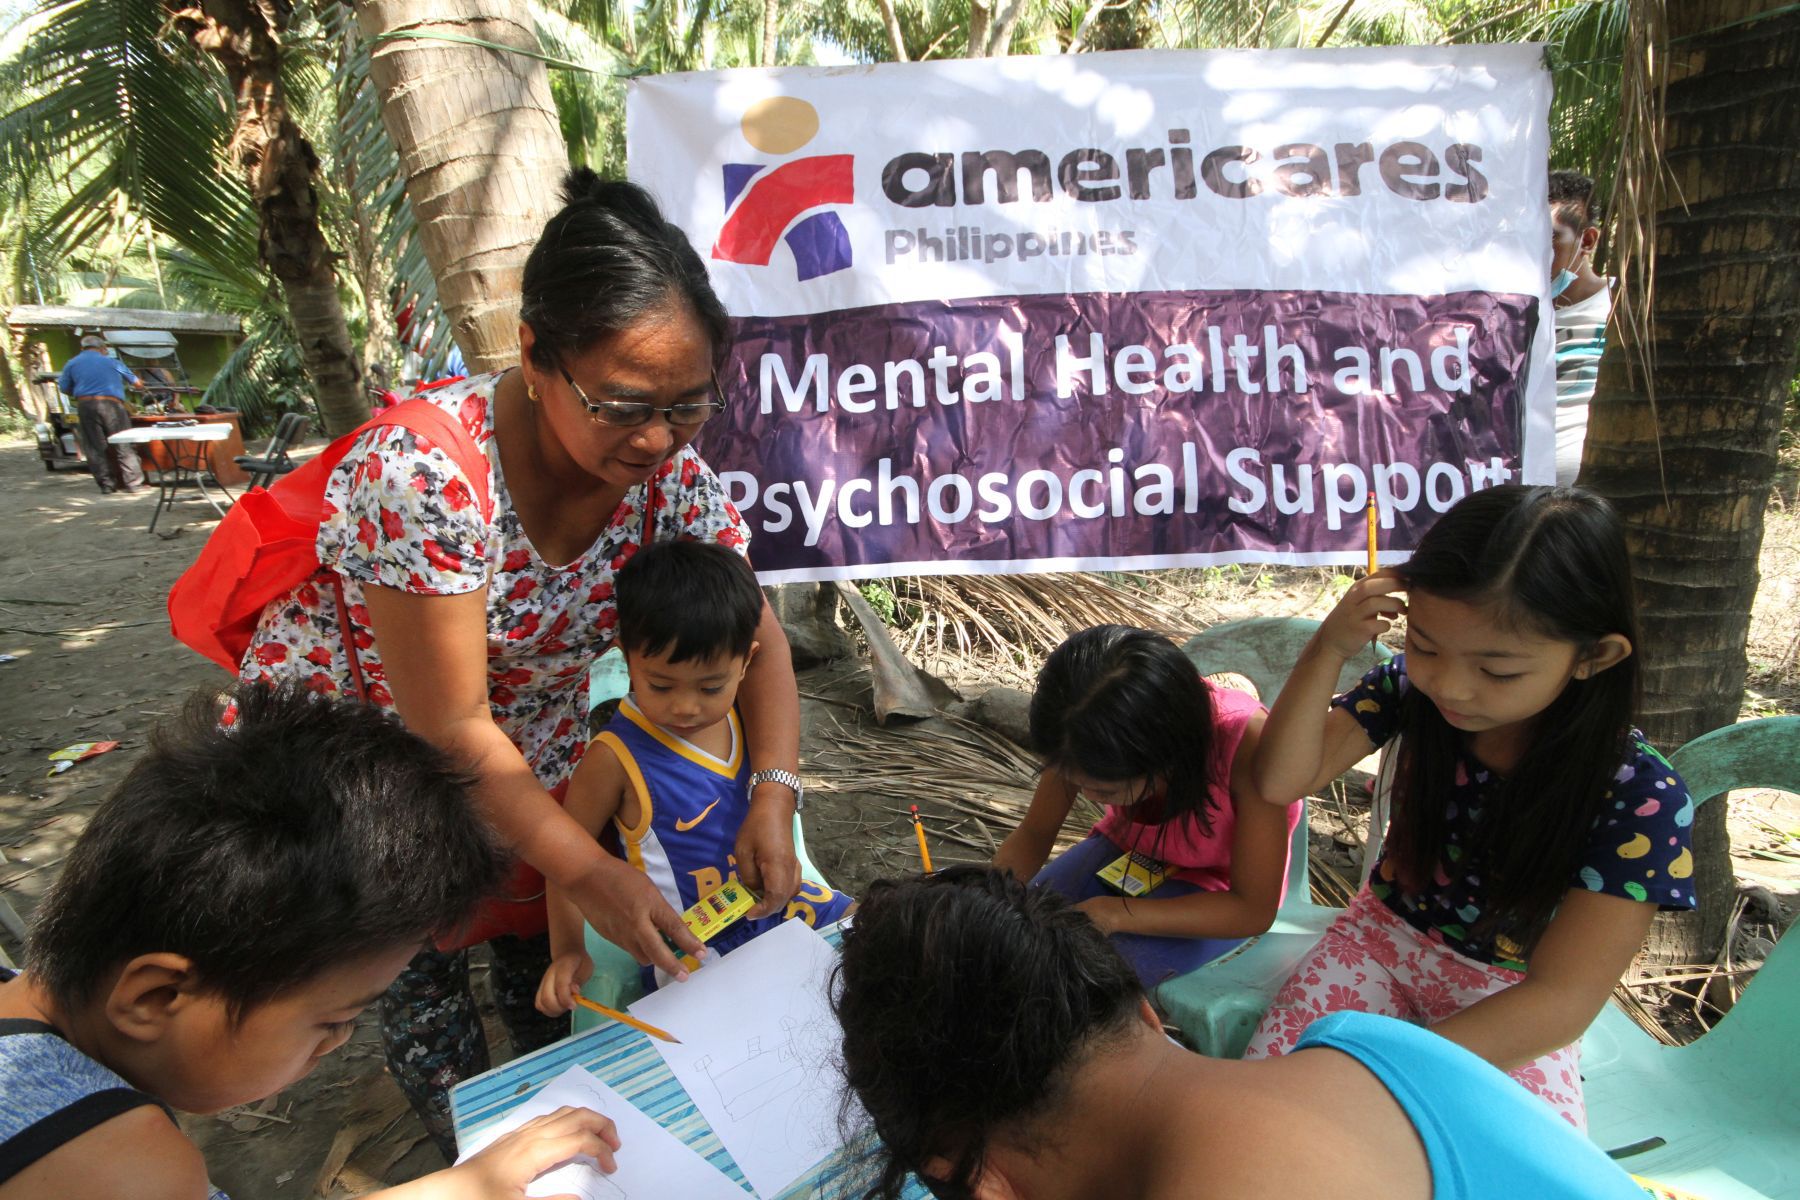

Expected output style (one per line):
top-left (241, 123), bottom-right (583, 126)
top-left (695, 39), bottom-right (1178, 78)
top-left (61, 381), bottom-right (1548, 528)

top-left (107, 422), bottom-right (234, 535)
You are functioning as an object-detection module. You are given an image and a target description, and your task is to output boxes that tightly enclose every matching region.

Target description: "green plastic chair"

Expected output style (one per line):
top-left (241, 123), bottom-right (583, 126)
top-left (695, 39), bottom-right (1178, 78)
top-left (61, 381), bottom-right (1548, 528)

top-left (1155, 617), bottom-right (1390, 1059)
top-left (571, 812), bottom-right (837, 1030)
top-left (1581, 715), bottom-right (1800, 1199)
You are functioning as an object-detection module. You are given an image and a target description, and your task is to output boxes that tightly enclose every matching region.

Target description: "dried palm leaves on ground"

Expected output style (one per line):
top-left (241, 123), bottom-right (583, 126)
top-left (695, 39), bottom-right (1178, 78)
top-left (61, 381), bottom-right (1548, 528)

top-left (807, 713), bottom-right (1068, 869)
top-left (865, 571), bottom-right (1209, 689)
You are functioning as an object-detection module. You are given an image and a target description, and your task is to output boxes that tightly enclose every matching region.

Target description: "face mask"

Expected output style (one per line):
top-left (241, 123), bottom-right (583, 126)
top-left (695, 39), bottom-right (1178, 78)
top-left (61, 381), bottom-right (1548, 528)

top-left (1550, 268), bottom-right (1576, 298)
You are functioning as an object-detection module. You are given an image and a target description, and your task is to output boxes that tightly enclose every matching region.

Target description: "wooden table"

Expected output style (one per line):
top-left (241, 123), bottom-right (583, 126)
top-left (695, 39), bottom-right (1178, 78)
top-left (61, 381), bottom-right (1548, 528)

top-left (108, 423), bottom-right (234, 535)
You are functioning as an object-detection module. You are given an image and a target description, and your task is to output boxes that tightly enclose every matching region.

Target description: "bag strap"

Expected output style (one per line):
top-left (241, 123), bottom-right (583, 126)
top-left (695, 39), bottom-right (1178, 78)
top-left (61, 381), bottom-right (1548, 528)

top-left (344, 398), bottom-right (494, 523)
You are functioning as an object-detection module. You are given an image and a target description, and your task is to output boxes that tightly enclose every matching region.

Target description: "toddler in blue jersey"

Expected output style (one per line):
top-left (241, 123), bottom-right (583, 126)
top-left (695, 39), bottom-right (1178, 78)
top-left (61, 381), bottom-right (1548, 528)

top-left (536, 541), bottom-right (852, 1012)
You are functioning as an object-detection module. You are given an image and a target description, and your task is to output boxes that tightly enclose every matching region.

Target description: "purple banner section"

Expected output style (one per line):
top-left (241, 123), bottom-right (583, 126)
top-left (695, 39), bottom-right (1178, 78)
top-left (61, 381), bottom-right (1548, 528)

top-left (695, 289), bottom-right (1537, 580)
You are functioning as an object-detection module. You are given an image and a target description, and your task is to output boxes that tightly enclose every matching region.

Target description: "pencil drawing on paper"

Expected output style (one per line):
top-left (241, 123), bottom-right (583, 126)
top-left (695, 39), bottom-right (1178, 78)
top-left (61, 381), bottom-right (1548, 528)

top-left (694, 1017), bottom-right (809, 1122)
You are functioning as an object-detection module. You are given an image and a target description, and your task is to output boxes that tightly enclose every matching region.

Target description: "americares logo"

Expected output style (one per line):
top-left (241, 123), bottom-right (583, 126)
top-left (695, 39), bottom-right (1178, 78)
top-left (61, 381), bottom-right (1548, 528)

top-left (711, 97), bottom-right (854, 281)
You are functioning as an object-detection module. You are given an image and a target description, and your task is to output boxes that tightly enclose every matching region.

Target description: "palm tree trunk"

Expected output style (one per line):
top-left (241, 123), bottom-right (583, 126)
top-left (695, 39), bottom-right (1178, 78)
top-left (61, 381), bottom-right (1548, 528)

top-left (356, 0), bottom-right (569, 375)
top-left (1582, 0), bottom-right (1800, 966)
top-left (874, 0), bottom-right (908, 61)
top-left (169, 1), bottom-right (368, 437)
top-left (760, 0), bottom-right (779, 66)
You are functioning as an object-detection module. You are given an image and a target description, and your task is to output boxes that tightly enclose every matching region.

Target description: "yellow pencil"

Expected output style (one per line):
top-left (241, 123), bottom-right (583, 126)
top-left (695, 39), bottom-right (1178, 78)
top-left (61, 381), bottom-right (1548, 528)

top-left (910, 804), bottom-right (934, 873)
top-left (571, 993), bottom-right (682, 1043)
top-left (1365, 491), bottom-right (1379, 575)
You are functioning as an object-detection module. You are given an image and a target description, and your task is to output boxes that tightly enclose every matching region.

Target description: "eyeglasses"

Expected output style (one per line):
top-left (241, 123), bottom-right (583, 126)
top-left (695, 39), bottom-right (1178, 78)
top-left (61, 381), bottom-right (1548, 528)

top-left (560, 366), bottom-right (725, 428)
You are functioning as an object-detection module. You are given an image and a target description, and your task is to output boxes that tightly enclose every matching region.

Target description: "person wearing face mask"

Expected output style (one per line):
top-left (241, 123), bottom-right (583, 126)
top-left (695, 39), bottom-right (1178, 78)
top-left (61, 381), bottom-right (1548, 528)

top-left (1548, 170), bottom-right (1614, 486)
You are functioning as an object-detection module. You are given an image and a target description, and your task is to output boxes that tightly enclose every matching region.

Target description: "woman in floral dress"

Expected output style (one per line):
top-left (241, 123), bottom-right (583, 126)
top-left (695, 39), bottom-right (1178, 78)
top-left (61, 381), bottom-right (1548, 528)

top-left (237, 172), bottom-right (804, 1155)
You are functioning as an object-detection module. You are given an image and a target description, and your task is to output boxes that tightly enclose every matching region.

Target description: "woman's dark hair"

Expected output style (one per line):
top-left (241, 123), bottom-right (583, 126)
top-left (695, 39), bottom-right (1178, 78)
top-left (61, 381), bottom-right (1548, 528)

top-left (27, 683), bottom-right (510, 1020)
top-left (519, 169), bottom-right (730, 371)
top-left (833, 867), bottom-right (1142, 1200)
top-left (1030, 625), bottom-right (1219, 836)
top-left (616, 540), bottom-right (763, 663)
top-left (1387, 484), bottom-right (1641, 953)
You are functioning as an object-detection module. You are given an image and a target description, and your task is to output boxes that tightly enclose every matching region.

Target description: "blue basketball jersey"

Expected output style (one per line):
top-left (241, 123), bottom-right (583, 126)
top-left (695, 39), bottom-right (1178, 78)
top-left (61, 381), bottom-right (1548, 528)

top-left (596, 697), bottom-right (850, 958)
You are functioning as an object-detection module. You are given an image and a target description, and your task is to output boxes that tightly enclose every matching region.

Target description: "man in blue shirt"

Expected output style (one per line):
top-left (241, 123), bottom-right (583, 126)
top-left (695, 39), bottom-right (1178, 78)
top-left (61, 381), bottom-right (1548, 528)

top-left (58, 334), bottom-right (145, 494)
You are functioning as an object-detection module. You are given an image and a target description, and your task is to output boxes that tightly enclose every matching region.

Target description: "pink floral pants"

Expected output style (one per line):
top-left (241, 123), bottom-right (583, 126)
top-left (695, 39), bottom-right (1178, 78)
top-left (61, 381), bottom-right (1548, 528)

top-left (1243, 886), bottom-right (1587, 1129)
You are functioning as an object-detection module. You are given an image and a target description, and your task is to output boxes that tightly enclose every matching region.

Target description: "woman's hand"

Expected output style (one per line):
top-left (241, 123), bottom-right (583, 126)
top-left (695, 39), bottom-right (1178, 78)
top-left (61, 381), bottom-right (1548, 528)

top-left (536, 952), bottom-right (594, 1018)
top-left (566, 857), bottom-right (704, 981)
top-left (1317, 570), bottom-right (1408, 661)
top-left (440, 1107), bottom-right (620, 1200)
top-left (735, 798), bottom-right (800, 918)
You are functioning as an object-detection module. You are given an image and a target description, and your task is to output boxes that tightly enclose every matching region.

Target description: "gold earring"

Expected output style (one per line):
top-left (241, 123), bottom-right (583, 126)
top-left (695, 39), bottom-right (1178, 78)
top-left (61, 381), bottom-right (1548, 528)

top-left (526, 382), bottom-right (541, 404)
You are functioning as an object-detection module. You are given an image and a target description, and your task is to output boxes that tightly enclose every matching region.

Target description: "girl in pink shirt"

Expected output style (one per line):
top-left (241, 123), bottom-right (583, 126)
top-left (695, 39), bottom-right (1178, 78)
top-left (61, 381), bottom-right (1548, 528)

top-left (994, 625), bottom-right (1300, 987)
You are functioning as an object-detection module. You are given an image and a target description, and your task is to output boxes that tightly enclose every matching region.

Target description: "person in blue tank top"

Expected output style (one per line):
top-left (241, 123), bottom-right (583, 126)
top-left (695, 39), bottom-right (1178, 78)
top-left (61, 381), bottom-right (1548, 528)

top-left (833, 867), bottom-right (1646, 1200)
top-left (536, 541), bottom-right (852, 1013)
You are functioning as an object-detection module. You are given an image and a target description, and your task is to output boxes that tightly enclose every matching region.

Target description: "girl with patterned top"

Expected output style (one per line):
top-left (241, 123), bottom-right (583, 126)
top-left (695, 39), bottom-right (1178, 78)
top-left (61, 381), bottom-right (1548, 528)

top-left (236, 173), bottom-right (807, 1156)
top-left (1246, 485), bottom-right (1693, 1130)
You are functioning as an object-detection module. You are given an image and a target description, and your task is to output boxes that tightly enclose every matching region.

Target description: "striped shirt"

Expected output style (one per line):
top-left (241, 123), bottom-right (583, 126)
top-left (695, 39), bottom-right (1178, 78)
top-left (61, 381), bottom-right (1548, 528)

top-left (1553, 283), bottom-right (1613, 485)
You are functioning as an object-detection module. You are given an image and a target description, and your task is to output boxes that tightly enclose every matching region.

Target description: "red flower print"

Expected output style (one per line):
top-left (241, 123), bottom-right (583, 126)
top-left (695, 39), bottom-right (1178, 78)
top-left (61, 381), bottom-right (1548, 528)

top-left (496, 667), bottom-right (533, 686)
top-left (298, 583), bottom-right (320, 607)
top-left (540, 639), bottom-right (568, 654)
top-left (506, 612), bottom-right (542, 641)
top-left (1366, 934), bottom-right (1402, 970)
top-left (1412, 980), bottom-right (1456, 1019)
top-left (350, 604), bottom-right (371, 625)
top-left (724, 502), bottom-right (743, 524)
top-left (681, 457), bottom-right (699, 486)
top-left (684, 504), bottom-right (701, 525)
top-left (353, 629), bottom-right (374, 651)
top-left (366, 682), bottom-right (393, 706)
top-left (357, 517), bottom-right (378, 551)
top-left (459, 394), bottom-right (485, 436)
top-left (380, 508), bottom-right (406, 542)
top-left (422, 540), bottom-right (463, 572)
top-left (596, 608), bottom-right (618, 631)
top-left (305, 647), bottom-right (334, 668)
top-left (321, 500), bottom-right (338, 520)
top-left (304, 671), bottom-right (335, 694)
top-left (252, 643), bottom-right (289, 665)
top-left (503, 550), bottom-right (531, 573)
top-left (442, 477), bottom-right (473, 512)
top-left (716, 527), bottom-right (746, 550)
top-left (1326, 939), bottom-right (1368, 970)
top-left (491, 685), bottom-right (517, 707)
top-left (586, 581), bottom-right (614, 604)
top-left (1323, 984), bottom-right (1369, 1013)
top-left (508, 577), bottom-right (538, 602)
top-left (1510, 1063), bottom-right (1548, 1090)
top-left (554, 718), bottom-right (576, 740)
top-left (546, 613), bottom-right (571, 638)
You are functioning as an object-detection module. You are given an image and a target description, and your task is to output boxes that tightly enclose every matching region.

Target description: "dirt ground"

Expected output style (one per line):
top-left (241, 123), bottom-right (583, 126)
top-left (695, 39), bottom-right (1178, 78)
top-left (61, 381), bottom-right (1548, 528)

top-left (0, 433), bottom-right (1794, 1198)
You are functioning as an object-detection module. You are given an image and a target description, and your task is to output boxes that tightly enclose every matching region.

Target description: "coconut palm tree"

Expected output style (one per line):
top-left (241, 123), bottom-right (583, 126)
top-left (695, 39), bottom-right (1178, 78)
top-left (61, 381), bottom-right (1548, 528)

top-left (1581, 0), bottom-right (1800, 966)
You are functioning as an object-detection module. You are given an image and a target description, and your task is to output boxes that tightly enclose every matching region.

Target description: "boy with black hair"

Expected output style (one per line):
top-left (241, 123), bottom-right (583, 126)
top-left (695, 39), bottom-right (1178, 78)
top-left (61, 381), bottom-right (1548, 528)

top-left (1548, 168), bottom-right (1614, 485)
top-left (0, 683), bottom-right (620, 1199)
top-left (537, 541), bottom-right (852, 1012)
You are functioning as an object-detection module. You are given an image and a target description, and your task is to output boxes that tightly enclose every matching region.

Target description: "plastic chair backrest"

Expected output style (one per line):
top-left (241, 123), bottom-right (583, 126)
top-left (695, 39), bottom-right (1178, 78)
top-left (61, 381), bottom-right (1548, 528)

top-left (266, 412), bottom-right (308, 458)
top-left (1664, 717), bottom-right (1800, 1081)
top-left (1181, 616), bottom-right (1390, 709)
top-left (1180, 618), bottom-right (1389, 904)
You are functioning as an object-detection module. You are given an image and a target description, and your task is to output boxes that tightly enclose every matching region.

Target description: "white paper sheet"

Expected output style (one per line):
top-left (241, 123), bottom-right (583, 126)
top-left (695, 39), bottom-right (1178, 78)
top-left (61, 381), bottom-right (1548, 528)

top-left (457, 1064), bottom-right (748, 1200)
top-left (630, 920), bottom-right (855, 1198)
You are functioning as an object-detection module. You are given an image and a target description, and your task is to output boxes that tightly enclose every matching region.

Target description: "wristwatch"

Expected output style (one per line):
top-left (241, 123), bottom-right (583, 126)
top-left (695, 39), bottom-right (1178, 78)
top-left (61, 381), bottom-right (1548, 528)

top-left (747, 768), bottom-right (805, 812)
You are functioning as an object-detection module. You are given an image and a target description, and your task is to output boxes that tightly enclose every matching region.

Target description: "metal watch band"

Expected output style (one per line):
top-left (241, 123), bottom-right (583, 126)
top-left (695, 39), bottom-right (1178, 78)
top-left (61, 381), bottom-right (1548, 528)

top-left (747, 768), bottom-right (805, 811)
